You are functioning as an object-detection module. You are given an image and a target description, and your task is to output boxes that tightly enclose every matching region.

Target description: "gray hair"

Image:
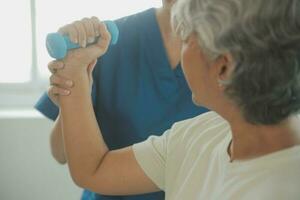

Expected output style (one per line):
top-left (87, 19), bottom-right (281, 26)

top-left (171, 0), bottom-right (300, 125)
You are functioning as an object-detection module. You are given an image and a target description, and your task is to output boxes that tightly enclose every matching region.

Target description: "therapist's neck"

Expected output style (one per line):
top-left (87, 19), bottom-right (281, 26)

top-left (156, 7), bottom-right (173, 36)
top-left (155, 6), bottom-right (181, 69)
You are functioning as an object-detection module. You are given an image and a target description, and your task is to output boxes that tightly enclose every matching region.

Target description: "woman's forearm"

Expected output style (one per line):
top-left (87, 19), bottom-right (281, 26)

top-left (57, 67), bottom-right (109, 184)
top-left (50, 113), bottom-right (67, 164)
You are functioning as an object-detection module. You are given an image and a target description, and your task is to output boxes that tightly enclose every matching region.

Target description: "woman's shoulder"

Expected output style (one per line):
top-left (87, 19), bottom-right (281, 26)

top-left (167, 111), bottom-right (230, 149)
top-left (171, 111), bottom-right (228, 133)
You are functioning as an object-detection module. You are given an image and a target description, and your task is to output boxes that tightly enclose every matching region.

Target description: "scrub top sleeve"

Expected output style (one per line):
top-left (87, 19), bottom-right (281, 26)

top-left (132, 130), bottom-right (170, 191)
top-left (34, 92), bottom-right (59, 121)
top-left (91, 67), bottom-right (98, 109)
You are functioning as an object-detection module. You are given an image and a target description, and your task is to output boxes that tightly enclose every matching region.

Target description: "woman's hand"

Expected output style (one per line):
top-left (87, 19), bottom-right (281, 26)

top-left (57, 17), bottom-right (111, 69)
top-left (47, 59), bottom-right (97, 106)
top-left (47, 16), bottom-right (110, 105)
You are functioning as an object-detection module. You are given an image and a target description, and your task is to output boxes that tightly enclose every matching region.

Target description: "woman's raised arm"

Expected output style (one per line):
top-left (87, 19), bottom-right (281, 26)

top-left (54, 17), bottom-right (160, 195)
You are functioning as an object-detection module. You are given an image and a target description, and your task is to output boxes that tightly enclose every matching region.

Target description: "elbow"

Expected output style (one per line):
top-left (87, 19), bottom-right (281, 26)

top-left (71, 175), bottom-right (84, 188)
top-left (53, 154), bottom-right (67, 165)
top-left (69, 157), bottom-right (108, 194)
top-left (70, 171), bottom-right (91, 190)
top-left (50, 142), bottom-right (67, 164)
top-left (50, 142), bottom-right (67, 165)
top-left (71, 173), bottom-right (106, 196)
top-left (50, 131), bottom-right (67, 165)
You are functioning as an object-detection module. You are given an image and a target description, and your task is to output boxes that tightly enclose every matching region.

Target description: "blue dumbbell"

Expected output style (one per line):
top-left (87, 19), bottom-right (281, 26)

top-left (46, 20), bottom-right (119, 59)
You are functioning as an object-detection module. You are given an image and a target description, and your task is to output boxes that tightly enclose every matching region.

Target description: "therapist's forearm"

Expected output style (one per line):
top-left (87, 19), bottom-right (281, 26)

top-left (57, 67), bottom-right (109, 184)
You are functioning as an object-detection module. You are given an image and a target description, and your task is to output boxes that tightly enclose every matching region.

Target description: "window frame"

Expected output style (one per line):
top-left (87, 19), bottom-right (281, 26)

top-left (0, 0), bottom-right (163, 109)
top-left (0, 0), bottom-right (48, 109)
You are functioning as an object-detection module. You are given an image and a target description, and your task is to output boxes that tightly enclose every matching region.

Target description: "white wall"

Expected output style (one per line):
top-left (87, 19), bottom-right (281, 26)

top-left (0, 110), bottom-right (82, 200)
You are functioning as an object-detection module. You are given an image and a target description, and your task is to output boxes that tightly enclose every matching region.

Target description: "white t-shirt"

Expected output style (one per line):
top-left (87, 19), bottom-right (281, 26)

top-left (132, 111), bottom-right (300, 200)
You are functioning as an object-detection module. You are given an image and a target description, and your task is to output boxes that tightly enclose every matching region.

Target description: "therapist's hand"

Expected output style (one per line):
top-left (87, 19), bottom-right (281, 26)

top-left (47, 59), bottom-right (97, 106)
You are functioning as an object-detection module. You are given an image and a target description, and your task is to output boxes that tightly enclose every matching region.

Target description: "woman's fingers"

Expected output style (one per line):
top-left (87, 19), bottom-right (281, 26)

top-left (80, 22), bottom-right (111, 60)
top-left (58, 17), bottom-right (101, 48)
top-left (55, 17), bottom-right (109, 66)
top-left (82, 17), bottom-right (96, 44)
top-left (95, 22), bottom-right (111, 53)
top-left (91, 17), bottom-right (111, 49)
top-left (91, 16), bottom-right (101, 37)
top-left (73, 20), bottom-right (87, 48)
top-left (58, 24), bottom-right (79, 44)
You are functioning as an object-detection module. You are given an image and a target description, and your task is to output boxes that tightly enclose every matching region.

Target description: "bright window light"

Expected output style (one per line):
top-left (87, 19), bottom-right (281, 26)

top-left (36, 0), bottom-right (162, 79)
top-left (0, 0), bottom-right (162, 107)
top-left (0, 0), bottom-right (32, 83)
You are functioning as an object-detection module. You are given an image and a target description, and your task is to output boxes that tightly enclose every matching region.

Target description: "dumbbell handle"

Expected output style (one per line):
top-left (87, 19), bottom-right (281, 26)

top-left (46, 20), bottom-right (119, 59)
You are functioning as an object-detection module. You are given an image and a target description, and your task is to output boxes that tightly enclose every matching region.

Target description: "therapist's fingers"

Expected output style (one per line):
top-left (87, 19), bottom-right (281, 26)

top-left (50, 74), bottom-right (74, 89)
top-left (47, 85), bottom-right (70, 106)
top-left (47, 87), bottom-right (58, 106)
top-left (48, 85), bottom-right (70, 97)
top-left (48, 60), bottom-right (64, 74)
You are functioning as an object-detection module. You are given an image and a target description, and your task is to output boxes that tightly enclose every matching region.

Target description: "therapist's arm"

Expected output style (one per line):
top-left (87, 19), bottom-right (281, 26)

top-left (55, 18), bottom-right (160, 195)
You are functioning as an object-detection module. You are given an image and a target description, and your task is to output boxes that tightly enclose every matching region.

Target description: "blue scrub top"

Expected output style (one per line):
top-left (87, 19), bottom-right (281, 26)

top-left (35, 8), bottom-right (209, 200)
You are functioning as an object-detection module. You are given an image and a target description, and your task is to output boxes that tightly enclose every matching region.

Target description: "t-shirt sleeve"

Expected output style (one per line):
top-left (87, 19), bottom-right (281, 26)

top-left (34, 92), bottom-right (59, 121)
top-left (132, 130), bottom-right (170, 191)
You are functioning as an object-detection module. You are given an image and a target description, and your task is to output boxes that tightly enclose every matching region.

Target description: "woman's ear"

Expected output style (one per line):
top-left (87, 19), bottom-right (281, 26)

top-left (215, 53), bottom-right (234, 84)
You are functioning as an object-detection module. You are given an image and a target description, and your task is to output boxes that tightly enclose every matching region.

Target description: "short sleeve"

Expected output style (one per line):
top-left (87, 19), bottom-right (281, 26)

top-left (132, 130), bottom-right (170, 190)
top-left (34, 92), bottom-right (59, 121)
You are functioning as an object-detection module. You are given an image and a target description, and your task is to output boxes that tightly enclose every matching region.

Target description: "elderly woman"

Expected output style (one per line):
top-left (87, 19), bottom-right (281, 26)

top-left (51, 0), bottom-right (300, 199)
